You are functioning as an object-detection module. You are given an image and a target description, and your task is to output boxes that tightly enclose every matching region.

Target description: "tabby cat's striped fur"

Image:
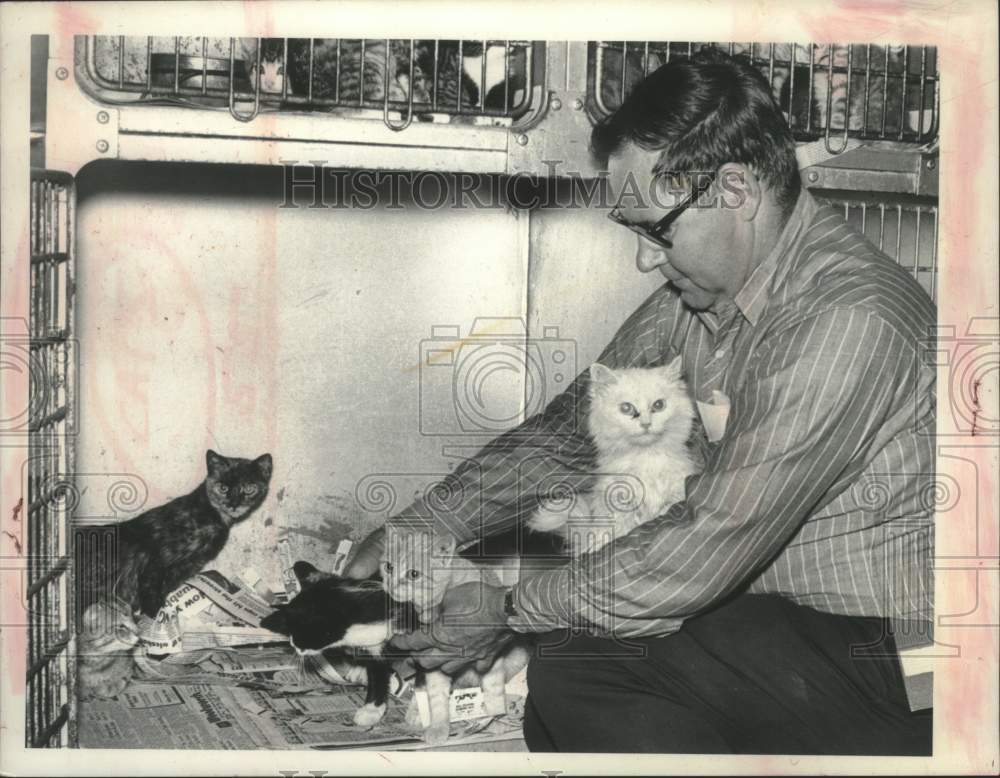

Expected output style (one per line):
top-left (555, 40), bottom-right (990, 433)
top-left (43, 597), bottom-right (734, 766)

top-left (283, 39), bottom-right (480, 109)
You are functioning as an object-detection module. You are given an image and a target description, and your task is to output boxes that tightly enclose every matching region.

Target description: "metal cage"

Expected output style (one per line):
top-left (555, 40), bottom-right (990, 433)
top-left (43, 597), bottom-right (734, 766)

top-left (79, 36), bottom-right (545, 129)
top-left (26, 35), bottom-right (939, 750)
top-left (26, 169), bottom-right (78, 747)
top-left (816, 195), bottom-right (939, 301)
top-left (589, 42), bottom-right (939, 154)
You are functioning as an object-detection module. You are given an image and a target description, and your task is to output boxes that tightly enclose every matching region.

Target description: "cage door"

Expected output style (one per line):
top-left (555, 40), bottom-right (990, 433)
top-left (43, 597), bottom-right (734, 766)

top-left (26, 169), bottom-right (78, 748)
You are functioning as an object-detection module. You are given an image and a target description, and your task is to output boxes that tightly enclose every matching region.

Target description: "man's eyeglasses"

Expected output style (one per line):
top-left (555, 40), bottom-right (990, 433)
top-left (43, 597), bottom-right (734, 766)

top-left (608, 174), bottom-right (715, 249)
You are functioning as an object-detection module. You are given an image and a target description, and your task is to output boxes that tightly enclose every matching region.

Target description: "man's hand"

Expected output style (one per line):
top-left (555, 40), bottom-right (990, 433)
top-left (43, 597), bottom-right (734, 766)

top-left (389, 581), bottom-right (511, 676)
top-left (342, 525), bottom-right (385, 579)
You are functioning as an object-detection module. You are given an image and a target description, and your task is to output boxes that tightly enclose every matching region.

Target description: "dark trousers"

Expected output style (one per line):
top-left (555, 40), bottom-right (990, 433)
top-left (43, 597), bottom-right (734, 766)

top-left (523, 593), bottom-right (932, 754)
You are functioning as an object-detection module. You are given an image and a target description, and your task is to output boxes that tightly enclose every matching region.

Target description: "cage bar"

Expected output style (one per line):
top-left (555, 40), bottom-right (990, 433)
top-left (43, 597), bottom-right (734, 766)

top-left (82, 36), bottom-right (539, 129)
top-left (586, 41), bottom-right (939, 148)
top-left (820, 195), bottom-right (938, 301)
top-left (26, 171), bottom-right (77, 748)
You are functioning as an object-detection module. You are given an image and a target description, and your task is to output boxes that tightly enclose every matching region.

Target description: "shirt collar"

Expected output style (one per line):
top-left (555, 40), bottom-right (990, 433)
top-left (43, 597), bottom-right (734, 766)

top-left (696, 188), bottom-right (815, 332)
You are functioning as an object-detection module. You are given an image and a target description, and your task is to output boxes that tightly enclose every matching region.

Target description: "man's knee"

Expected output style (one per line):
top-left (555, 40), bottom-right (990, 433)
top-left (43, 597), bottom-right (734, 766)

top-left (525, 651), bottom-right (567, 702)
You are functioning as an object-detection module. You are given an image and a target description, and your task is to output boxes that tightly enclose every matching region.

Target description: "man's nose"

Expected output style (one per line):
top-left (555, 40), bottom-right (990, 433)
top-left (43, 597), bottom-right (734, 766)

top-left (635, 238), bottom-right (669, 273)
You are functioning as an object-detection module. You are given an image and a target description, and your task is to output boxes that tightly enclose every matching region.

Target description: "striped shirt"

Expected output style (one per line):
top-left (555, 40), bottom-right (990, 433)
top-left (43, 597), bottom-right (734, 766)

top-left (394, 188), bottom-right (937, 638)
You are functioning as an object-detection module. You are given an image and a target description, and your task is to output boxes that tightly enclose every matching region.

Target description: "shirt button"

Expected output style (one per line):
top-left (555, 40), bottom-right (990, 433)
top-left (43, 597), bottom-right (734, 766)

top-left (714, 349), bottom-right (726, 359)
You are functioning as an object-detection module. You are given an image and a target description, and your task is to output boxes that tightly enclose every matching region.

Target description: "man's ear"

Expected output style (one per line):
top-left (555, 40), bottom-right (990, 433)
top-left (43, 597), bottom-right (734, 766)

top-left (718, 163), bottom-right (762, 222)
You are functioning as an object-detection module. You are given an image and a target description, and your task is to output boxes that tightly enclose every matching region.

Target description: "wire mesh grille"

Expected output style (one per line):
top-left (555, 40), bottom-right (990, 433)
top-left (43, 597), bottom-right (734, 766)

top-left (817, 195), bottom-right (938, 301)
top-left (84, 36), bottom-right (539, 127)
top-left (26, 171), bottom-right (77, 748)
top-left (590, 42), bottom-right (939, 152)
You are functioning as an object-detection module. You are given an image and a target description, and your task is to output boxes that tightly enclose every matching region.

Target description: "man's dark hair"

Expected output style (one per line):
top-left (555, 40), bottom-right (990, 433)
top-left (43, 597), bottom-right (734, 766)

top-left (591, 48), bottom-right (801, 218)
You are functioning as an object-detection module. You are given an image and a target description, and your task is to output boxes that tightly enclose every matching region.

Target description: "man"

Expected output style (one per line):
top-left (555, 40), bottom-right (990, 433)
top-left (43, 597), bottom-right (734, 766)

top-left (348, 50), bottom-right (935, 754)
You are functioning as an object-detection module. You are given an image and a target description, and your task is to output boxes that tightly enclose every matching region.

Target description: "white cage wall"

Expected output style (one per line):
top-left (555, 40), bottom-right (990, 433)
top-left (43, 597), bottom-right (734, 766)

top-left (26, 34), bottom-right (939, 748)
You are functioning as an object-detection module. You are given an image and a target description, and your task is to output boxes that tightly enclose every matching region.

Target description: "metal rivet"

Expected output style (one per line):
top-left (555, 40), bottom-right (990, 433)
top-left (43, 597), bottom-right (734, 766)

top-left (55, 67), bottom-right (69, 80)
top-left (550, 97), bottom-right (562, 111)
top-left (516, 134), bottom-right (529, 146)
top-left (572, 98), bottom-right (584, 111)
top-left (97, 111), bottom-right (109, 124)
top-left (925, 158), bottom-right (936, 170)
top-left (807, 170), bottom-right (820, 183)
top-left (96, 140), bottom-right (109, 153)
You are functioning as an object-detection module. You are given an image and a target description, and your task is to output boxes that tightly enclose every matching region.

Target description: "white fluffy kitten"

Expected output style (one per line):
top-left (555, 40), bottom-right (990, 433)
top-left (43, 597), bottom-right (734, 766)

top-left (529, 358), bottom-right (699, 555)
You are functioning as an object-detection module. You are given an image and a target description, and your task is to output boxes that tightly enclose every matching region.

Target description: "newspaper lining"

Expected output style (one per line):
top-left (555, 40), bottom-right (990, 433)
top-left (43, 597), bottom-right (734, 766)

top-left (81, 567), bottom-right (526, 750)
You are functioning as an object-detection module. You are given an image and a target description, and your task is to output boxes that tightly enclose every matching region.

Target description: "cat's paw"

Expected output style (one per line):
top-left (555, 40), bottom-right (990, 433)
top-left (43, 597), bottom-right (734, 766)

top-left (422, 722), bottom-right (451, 746)
top-left (352, 702), bottom-right (387, 728)
top-left (404, 696), bottom-right (424, 729)
top-left (483, 690), bottom-right (507, 717)
top-left (79, 672), bottom-right (131, 700)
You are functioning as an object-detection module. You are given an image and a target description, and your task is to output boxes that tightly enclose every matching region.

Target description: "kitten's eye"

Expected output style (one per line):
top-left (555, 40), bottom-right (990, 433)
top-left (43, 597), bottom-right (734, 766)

top-left (384, 562), bottom-right (393, 574)
top-left (215, 484), bottom-right (229, 494)
top-left (407, 569), bottom-right (420, 580)
top-left (242, 484), bottom-right (258, 496)
top-left (651, 399), bottom-right (665, 412)
top-left (619, 402), bottom-right (637, 417)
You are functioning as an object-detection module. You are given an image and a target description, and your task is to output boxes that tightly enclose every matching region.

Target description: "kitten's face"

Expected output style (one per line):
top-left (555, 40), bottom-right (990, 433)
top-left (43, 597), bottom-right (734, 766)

top-left (260, 564), bottom-right (392, 656)
top-left (80, 601), bottom-right (139, 652)
top-left (254, 59), bottom-right (285, 94)
top-left (587, 361), bottom-right (694, 449)
top-left (205, 450), bottom-right (272, 523)
top-left (380, 528), bottom-right (456, 613)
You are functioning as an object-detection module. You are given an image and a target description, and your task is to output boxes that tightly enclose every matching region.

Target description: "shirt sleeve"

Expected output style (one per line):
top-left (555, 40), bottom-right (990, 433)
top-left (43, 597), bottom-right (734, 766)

top-left (389, 284), bottom-right (683, 545)
top-left (510, 306), bottom-right (920, 636)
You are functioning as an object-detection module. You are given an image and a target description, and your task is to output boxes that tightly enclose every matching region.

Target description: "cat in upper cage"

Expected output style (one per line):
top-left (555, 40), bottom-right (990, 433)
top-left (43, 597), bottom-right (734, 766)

top-left (271, 39), bottom-right (480, 111)
top-left (75, 449), bottom-right (272, 698)
top-left (238, 37), bottom-right (289, 94)
top-left (528, 359), bottom-right (700, 556)
top-left (772, 44), bottom-right (902, 136)
top-left (598, 43), bottom-right (931, 140)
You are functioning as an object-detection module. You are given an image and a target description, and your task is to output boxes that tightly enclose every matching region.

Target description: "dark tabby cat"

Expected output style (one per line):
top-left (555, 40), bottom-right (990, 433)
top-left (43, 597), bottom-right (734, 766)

top-left (76, 449), bottom-right (273, 619)
top-left (76, 598), bottom-right (141, 700)
top-left (271, 39), bottom-right (479, 110)
top-left (260, 561), bottom-right (419, 728)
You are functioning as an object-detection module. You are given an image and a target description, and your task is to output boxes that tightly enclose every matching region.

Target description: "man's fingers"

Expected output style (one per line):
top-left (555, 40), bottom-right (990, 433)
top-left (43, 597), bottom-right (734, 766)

top-left (411, 648), bottom-right (450, 672)
top-left (388, 630), bottom-right (436, 652)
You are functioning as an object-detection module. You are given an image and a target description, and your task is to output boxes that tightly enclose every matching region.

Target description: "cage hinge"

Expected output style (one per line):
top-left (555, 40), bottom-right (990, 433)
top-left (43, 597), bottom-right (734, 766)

top-left (45, 58), bottom-right (119, 175)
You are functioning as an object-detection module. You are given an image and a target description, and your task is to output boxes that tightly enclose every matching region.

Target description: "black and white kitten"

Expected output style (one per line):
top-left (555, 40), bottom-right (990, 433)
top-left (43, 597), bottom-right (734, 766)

top-left (260, 561), bottom-right (419, 728)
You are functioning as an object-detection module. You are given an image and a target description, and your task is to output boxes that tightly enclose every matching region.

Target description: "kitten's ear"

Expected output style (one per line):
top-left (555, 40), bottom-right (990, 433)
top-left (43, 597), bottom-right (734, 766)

top-left (292, 560), bottom-right (326, 585)
top-left (663, 356), bottom-right (683, 380)
top-left (255, 453), bottom-right (273, 481)
top-left (206, 449), bottom-right (225, 474)
top-left (434, 534), bottom-right (457, 561)
top-left (588, 363), bottom-right (618, 394)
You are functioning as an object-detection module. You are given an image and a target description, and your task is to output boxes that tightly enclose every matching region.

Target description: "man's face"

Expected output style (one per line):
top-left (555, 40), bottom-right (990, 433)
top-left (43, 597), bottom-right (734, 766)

top-left (606, 143), bottom-right (752, 312)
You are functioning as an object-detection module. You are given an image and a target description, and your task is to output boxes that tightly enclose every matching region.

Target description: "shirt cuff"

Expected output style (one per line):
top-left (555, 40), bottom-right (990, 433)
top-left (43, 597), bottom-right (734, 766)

top-left (507, 567), bottom-right (576, 632)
